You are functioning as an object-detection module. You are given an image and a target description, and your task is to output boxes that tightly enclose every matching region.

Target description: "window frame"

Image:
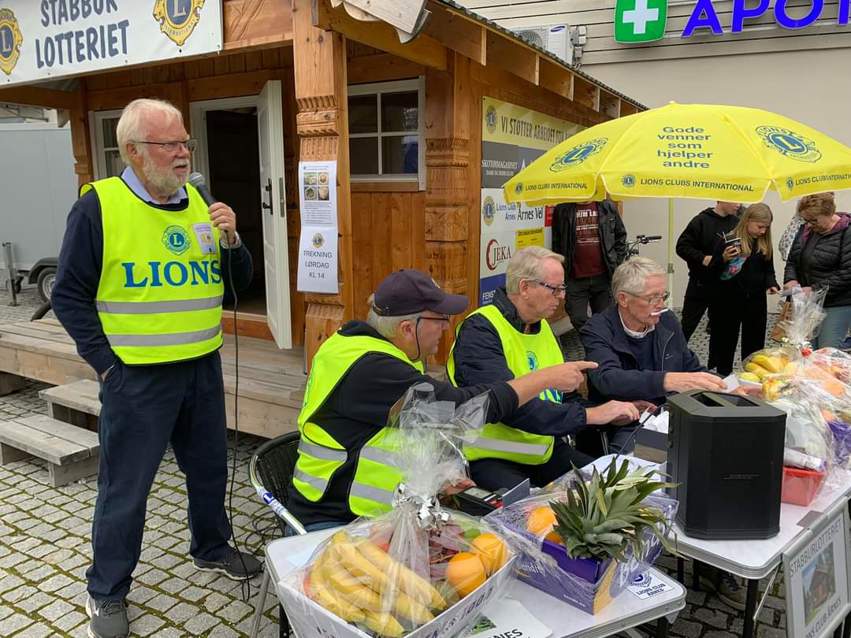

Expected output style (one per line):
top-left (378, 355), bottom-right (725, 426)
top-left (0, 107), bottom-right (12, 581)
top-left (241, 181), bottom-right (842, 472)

top-left (347, 77), bottom-right (425, 190)
top-left (89, 109), bottom-right (125, 180)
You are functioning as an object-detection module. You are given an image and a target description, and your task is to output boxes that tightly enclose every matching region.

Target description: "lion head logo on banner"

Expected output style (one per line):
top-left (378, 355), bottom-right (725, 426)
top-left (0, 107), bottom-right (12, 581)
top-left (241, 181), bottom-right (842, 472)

top-left (153, 0), bottom-right (206, 47)
top-left (0, 9), bottom-right (23, 77)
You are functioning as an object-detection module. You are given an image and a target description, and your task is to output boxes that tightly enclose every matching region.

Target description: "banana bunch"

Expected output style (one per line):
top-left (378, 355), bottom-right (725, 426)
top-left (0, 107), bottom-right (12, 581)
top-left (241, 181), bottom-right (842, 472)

top-left (305, 531), bottom-right (447, 637)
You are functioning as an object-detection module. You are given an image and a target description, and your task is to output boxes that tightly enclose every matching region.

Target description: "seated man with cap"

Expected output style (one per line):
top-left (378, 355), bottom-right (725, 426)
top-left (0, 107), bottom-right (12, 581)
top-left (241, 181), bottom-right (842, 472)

top-left (286, 268), bottom-right (598, 531)
top-left (448, 247), bottom-right (640, 491)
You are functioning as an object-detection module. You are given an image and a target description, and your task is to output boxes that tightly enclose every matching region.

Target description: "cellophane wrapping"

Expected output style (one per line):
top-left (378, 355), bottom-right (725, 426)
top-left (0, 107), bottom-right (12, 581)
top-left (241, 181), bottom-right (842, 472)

top-left (281, 384), bottom-right (519, 638)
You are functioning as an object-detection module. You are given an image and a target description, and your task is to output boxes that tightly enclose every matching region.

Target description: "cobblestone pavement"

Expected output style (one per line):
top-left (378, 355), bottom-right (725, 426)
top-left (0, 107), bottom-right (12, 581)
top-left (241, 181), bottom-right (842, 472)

top-left (0, 286), bottom-right (790, 637)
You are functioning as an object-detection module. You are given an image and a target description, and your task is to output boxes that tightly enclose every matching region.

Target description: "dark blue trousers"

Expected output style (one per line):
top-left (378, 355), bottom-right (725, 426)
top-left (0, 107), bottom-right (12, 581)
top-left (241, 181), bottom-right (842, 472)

top-left (87, 351), bottom-right (232, 602)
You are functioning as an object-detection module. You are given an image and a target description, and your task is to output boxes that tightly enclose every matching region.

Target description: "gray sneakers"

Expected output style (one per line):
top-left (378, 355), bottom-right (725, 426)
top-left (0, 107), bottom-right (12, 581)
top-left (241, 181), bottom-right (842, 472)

top-left (193, 547), bottom-right (263, 580)
top-left (86, 596), bottom-right (128, 638)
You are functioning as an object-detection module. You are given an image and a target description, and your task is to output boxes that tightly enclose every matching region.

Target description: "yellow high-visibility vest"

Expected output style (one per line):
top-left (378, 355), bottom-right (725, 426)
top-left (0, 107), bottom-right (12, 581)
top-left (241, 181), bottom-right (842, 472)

top-left (447, 303), bottom-right (563, 464)
top-left (294, 331), bottom-right (425, 517)
top-left (87, 177), bottom-right (224, 365)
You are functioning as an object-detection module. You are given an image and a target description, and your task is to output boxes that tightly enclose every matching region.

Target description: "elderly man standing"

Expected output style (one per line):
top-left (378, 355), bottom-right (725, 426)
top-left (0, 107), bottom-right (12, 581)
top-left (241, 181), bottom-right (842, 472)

top-left (448, 247), bottom-right (639, 491)
top-left (52, 98), bottom-right (258, 638)
top-left (287, 268), bottom-right (595, 531)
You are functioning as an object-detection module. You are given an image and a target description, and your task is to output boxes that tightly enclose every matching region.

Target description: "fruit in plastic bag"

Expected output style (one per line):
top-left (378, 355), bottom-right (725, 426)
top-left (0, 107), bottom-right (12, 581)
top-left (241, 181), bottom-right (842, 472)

top-left (445, 551), bottom-right (487, 597)
top-left (470, 532), bottom-right (508, 576)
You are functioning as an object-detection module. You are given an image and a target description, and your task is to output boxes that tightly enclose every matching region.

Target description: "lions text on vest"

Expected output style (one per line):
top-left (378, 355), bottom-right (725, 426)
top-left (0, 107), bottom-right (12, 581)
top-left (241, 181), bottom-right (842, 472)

top-left (121, 260), bottom-right (222, 288)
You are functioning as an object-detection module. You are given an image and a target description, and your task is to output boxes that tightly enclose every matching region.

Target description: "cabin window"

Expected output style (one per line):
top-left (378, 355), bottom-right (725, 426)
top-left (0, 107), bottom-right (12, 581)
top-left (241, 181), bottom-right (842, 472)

top-left (348, 78), bottom-right (424, 188)
top-left (90, 110), bottom-right (125, 179)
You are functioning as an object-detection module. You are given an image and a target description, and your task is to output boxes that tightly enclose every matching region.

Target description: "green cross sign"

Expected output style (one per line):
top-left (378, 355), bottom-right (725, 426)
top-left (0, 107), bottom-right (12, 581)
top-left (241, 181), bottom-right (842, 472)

top-left (614, 0), bottom-right (668, 43)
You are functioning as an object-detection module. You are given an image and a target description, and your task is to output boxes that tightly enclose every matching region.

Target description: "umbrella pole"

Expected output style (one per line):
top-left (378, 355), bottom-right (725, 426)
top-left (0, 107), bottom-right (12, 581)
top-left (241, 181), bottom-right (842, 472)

top-left (667, 198), bottom-right (675, 303)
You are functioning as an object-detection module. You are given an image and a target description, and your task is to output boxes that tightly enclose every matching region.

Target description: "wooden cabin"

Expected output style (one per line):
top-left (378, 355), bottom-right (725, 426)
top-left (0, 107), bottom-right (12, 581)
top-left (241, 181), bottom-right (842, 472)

top-left (0, 0), bottom-right (643, 437)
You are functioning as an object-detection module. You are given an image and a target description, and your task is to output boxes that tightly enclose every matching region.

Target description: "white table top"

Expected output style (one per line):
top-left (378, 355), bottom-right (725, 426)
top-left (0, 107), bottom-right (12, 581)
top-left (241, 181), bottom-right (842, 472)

top-left (672, 469), bottom-right (851, 579)
top-left (266, 528), bottom-right (686, 638)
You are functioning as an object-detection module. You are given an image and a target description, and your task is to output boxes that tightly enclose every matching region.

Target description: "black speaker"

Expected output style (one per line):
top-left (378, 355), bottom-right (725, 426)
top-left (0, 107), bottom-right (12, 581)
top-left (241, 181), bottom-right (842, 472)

top-left (667, 391), bottom-right (786, 540)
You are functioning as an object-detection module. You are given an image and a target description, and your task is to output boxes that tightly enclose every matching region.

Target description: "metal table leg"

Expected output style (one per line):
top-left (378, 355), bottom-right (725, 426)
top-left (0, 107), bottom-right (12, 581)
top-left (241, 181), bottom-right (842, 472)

top-left (656, 616), bottom-right (670, 638)
top-left (692, 560), bottom-right (701, 591)
top-left (742, 578), bottom-right (760, 638)
top-left (677, 557), bottom-right (684, 583)
top-left (843, 612), bottom-right (851, 638)
top-left (249, 568), bottom-right (271, 638)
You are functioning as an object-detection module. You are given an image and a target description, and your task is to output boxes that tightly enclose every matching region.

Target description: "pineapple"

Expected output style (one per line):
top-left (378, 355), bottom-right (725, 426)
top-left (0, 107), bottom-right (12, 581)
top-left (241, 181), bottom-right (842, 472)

top-left (550, 459), bottom-right (677, 562)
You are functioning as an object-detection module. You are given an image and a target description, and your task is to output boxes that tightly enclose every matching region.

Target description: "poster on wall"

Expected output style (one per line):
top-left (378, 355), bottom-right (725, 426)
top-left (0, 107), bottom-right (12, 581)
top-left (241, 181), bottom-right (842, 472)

top-left (0, 1), bottom-right (223, 87)
top-left (782, 505), bottom-right (851, 638)
top-left (479, 97), bottom-right (583, 305)
top-left (297, 160), bottom-right (339, 294)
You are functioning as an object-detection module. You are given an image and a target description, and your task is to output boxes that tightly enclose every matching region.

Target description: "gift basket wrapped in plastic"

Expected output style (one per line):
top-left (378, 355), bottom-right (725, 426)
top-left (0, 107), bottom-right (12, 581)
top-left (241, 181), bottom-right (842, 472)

top-left (486, 458), bottom-right (677, 615)
top-left (278, 384), bottom-right (518, 638)
top-left (737, 288), bottom-right (851, 505)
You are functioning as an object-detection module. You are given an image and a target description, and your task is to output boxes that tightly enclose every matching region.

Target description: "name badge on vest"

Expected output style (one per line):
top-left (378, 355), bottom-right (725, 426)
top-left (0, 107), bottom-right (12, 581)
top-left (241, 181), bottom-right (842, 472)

top-left (193, 223), bottom-right (216, 255)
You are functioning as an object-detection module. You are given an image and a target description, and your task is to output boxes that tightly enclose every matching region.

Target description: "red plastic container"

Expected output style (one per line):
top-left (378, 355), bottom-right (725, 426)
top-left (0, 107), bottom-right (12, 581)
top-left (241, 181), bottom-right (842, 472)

top-left (781, 466), bottom-right (826, 506)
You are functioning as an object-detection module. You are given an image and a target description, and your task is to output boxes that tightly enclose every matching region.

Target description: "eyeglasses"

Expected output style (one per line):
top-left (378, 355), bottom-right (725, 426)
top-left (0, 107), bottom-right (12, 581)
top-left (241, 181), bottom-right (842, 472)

top-left (133, 139), bottom-right (197, 153)
top-left (530, 280), bottom-right (568, 297)
top-left (628, 291), bottom-right (670, 305)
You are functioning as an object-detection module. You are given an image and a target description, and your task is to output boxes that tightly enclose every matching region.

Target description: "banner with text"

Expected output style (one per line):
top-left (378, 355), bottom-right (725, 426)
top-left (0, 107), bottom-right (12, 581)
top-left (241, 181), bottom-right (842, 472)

top-left (0, 1), bottom-right (222, 86)
top-left (480, 96), bottom-right (582, 305)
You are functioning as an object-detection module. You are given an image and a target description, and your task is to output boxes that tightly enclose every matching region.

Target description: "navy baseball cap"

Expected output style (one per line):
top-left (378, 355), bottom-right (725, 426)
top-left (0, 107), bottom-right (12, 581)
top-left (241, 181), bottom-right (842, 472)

top-left (373, 269), bottom-right (468, 317)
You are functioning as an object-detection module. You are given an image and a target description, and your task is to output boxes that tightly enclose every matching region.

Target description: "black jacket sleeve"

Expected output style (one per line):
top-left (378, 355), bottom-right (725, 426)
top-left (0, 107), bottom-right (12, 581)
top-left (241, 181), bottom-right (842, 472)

top-left (821, 230), bottom-right (851, 296)
top-left (612, 207), bottom-right (628, 265)
top-left (765, 254), bottom-right (779, 290)
top-left (676, 216), bottom-right (710, 271)
top-left (551, 204), bottom-right (565, 257)
top-left (451, 315), bottom-right (588, 436)
top-left (784, 232), bottom-right (803, 283)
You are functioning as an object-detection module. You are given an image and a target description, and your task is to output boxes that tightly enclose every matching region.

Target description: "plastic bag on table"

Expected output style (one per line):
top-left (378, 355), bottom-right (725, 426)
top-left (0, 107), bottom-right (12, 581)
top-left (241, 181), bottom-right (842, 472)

top-left (771, 287), bottom-right (827, 352)
top-left (485, 458), bottom-right (678, 614)
top-left (281, 384), bottom-right (518, 638)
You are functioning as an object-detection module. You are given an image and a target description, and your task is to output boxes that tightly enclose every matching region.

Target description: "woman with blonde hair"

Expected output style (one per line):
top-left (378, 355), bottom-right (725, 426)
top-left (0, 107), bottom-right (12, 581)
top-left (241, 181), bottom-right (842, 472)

top-left (784, 192), bottom-right (851, 349)
top-left (708, 203), bottom-right (779, 376)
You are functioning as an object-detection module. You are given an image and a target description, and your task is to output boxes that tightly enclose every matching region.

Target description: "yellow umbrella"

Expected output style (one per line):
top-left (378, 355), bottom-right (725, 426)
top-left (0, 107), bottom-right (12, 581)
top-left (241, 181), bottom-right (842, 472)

top-left (503, 102), bottom-right (851, 205)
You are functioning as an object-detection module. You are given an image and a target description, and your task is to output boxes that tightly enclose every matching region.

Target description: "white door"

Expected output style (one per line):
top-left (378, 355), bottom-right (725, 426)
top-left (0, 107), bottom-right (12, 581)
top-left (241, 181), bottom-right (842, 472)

top-left (257, 80), bottom-right (292, 349)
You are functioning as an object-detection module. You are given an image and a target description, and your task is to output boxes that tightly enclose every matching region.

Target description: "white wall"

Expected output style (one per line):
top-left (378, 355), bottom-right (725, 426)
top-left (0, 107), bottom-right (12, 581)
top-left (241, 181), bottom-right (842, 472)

top-left (585, 49), bottom-right (851, 307)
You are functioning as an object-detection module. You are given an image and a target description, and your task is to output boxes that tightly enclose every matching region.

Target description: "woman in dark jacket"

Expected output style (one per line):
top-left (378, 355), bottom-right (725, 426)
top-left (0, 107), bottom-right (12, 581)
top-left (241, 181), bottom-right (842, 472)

top-left (708, 203), bottom-right (780, 376)
top-left (784, 193), bottom-right (851, 350)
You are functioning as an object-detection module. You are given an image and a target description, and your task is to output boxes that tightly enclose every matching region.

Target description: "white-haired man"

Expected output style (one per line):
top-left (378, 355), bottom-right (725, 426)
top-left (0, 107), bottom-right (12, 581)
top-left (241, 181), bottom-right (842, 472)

top-left (580, 257), bottom-right (746, 611)
top-left (448, 247), bottom-right (640, 491)
top-left (53, 98), bottom-right (257, 638)
top-left (286, 268), bottom-right (597, 530)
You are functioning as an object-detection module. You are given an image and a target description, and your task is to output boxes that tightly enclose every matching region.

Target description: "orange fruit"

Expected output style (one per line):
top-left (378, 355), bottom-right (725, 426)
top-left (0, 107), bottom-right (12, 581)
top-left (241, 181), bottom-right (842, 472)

top-left (445, 551), bottom-right (487, 597)
top-left (527, 506), bottom-right (556, 536)
top-left (470, 532), bottom-right (508, 575)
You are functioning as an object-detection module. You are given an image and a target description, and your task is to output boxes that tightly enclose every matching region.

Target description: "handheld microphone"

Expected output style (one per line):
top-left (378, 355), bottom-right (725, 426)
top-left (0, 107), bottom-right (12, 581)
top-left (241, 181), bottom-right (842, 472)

top-left (188, 172), bottom-right (230, 244)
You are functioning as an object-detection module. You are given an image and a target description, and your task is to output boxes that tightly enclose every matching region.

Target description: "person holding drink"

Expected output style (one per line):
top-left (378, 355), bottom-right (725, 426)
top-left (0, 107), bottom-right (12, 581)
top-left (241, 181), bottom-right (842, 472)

top-left (707, 203), bottom-right (779, 377)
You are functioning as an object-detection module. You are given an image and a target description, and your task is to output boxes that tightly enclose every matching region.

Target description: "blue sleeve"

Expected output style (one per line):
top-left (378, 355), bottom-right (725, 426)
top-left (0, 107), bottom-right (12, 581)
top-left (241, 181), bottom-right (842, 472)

top-left (452, 315), bottom-right (587, 436)
top-left (581, 319), bottom-right (666, 402)
top-left (52, 192), bottom-right (118, 376)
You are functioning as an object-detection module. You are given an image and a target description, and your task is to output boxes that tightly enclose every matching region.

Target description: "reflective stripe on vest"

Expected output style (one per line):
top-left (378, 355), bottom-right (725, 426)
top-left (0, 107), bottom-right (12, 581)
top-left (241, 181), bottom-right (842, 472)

top-left (447, 303), bottom-right (564, 465)
top-left (293, 332), bottom-right (424, 517)
top-left (88, 177), bottom-right (224, 365)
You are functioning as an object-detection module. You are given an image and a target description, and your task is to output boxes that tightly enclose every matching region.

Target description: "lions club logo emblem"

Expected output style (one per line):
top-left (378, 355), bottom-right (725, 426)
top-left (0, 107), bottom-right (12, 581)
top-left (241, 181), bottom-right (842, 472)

top-left (153, 0), bottom-right (206, 47)
top-left (482, 196), bottom-right (496, 226)
top-left (526, 351), bottom-right (538, 371)
top-left (311, 233), bottom-right (324, 249)
top-left (550, 138), bottom-right (607, 173)
top-left (756, 126), bottom-right (822, 163)
top-left (621, 174), bottom-right (636, 188)
top-left (162, 225), bottom-right (191, 255)
top-left (485, 104), bottom-right (497, 135)
top-left (0, 9), bottom-right (23, 77)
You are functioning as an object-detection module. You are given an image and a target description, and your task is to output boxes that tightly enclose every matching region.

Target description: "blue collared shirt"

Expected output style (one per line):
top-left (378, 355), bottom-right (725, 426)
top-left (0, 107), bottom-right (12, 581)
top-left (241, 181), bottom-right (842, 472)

top-left (121, 166), bottom-right (187, 204)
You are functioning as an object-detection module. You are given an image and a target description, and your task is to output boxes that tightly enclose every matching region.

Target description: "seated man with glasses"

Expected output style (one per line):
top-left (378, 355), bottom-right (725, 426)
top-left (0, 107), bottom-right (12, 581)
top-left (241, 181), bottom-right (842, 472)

top-left (287, 268), bottom-right (600, 531)
top-left (579, 256), bottom-right (725, 454)
top-left (447, 247), bottom-right (640, 491)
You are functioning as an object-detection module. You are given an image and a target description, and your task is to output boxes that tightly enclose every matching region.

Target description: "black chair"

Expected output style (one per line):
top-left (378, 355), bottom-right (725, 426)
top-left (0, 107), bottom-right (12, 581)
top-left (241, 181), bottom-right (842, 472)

top-left (248, 431), bottom-right (306, 638)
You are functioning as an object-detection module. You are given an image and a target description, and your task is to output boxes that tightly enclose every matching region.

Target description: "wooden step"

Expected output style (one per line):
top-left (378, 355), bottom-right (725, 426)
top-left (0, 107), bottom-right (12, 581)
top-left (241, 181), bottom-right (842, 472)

top-left (0, 414), bottom-right (99, 486)
top-left (39, 379), bottom-right (101, 430)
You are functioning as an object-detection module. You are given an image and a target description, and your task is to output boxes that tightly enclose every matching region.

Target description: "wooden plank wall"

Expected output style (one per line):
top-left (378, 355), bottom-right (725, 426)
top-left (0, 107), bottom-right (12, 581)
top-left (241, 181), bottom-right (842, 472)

top-left (82, 47), bottom-right (306, 346)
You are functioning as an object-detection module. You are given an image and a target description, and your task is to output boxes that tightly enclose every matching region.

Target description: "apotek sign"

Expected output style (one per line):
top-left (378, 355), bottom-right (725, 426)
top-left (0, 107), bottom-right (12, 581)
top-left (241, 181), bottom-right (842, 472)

top-left (614, 0), bottom-right (851, 43)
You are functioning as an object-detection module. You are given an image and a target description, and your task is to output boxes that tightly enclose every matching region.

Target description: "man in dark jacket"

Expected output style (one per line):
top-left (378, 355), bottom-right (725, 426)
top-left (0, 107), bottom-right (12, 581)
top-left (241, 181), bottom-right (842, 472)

top-left (580, 258), bottom-right (747, 612)
top-left (448, 247), bottom-right (639, 491)
top-left (675, 201), bottom-right (740, 342)
top-left (552, 199), bottom-right (627, 333)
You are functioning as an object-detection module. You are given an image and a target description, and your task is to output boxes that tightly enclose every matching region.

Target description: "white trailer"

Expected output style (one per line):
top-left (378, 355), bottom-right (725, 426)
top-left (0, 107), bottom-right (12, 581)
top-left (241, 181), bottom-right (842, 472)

top-left (0, 116), bottom-right (77, 301)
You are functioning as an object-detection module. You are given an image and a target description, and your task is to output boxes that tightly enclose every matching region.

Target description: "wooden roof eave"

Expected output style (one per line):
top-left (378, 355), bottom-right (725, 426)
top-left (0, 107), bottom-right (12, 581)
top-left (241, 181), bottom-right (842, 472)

top-left (311, 0), bottom-right (644, 118)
